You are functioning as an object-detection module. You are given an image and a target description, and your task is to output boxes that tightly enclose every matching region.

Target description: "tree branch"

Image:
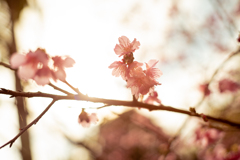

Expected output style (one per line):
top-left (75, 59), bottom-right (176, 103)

top-left (0, 99), bottom-right (56, 149)
top-left (0, 62), bottom-right (14, 70)
top-left (0, 88), bottom-right (240, 130)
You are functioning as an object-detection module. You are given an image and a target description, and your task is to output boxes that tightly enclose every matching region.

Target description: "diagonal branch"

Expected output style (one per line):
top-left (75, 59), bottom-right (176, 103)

top-left (0, 62), bottom-right (14, 70)
top-left (48, 83), bottom-right (74, 95)
top-left (0, 99), bottom-right (56, 149)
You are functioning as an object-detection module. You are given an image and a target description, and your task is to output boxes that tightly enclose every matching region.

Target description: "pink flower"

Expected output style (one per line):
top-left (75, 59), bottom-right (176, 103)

top-left (144, 91), bottom-right (161, 105)
top-left (125, 61), bottom-right (161, 99)
top-left (144, 59), bottom-right (163, 79)
top-left (218, 79), bottom-right (240, 93)
top-left (78, 109), bottom-right (98, 127)
top-left (108, 61), bottom-right (143, 81)
top-left (110, 36), bottom-right (162, 99)
top-left (128, 61), bottom-right (144, 76)
top-left (126, 68), bottom-right (160, 99)
top-left (10, 48), bottom-right (75, 85)
top-left (52, 56), bottom-right (75, 81)
top-left (114, 36), bottom-right (140, 57)
top-left (33, 66), bottom-right (53, 86)
top-left (10, 48), bottom-right (50, 80)
top-left (108, 61), bottom-right (128, 80)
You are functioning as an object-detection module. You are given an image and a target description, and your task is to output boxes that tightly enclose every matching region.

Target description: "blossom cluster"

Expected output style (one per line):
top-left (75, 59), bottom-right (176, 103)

top-left (109, 36), bottom-right (162, 100)
top-left (10, 48), bottom-right (75, 85)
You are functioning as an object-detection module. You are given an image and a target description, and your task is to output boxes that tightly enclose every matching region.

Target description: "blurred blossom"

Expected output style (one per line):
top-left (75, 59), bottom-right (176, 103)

top-left (96, 110), bottom-right (178, 160)
top-left (198, 83), bottom-right (211, 96)
top-left (218, 79), bottom-right (240, 93)
top-left (78, 109), bottom-right (98, 128)
top-left (52, 55), bottom-right (75, 81)
top-left (200, 144), bottom-right (227, 160)
top-left (195, 126), bottom-right (223, 147)
top-left (10, 48), bottom-right (75, 85)
top-left (199, 143), bottom-right (240, 160)
top-left (10, 48), bottom-right (50, 81)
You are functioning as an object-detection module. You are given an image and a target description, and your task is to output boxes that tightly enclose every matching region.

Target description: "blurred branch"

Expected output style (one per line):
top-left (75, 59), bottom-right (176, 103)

top-left (64, 136), bottom-right (97, 159)
top-left (0, 62), bottom-right (14, 70)
top-left (0, 99), bottom-right (56, 149)
top-left (163, 46), bottom-right (240, 158)
top-left (209, 0), bottom-right (238, 36)
top-left (196, 47), bottom-right (240, 108)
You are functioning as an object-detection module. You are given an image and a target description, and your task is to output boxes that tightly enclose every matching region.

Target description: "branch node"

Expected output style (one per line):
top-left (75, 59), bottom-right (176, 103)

top-left (189, 107), bottom-right (196, 115)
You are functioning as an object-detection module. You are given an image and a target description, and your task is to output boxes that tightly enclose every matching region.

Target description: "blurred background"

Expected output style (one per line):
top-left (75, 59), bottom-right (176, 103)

top-left (0, 0), bottom-right (240, 159)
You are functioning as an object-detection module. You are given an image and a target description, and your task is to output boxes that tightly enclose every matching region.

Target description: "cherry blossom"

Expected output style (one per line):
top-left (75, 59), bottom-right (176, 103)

top-left (108, 61), bottom-right (128, 80)
top-left (52, 56), bottom-right (75, 81)
top-left (109, 36), bottom-right (162, 99)
top-left (126, 62), bottom-right (161, 98)
top-left (126, 68), bottom-right (160, 99)
top-left (33, 66), bottom-right (53, 86)
top-left (78, 109), bottom-right (98, 127)
top-left (144, 59), bottom-right (163, 79)
top-left (144, 90), bottom-right (161, 105)
top-left (114, 36), bottom-right (140, 57)
top-left (108, 60), bottom-right (143, 81)
top-left (10, 48), bottom-right (75, 85)
top-left (10, 48), bottom-right (50, 81)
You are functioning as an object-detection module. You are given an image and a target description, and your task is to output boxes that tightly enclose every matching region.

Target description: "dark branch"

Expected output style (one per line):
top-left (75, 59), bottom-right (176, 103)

top-left (0, 88), bottom-right (240, 129)
top-left (0, 62), bottom-right (15, 70)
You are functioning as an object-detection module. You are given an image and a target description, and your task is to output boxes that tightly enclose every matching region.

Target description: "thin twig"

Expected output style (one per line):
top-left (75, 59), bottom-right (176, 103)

top-left (0, 99), bottom-right (56, 149)
top-left (48, 82), bottom-right (74, 95)
top-left (63, 80), bottom-right (84, 96)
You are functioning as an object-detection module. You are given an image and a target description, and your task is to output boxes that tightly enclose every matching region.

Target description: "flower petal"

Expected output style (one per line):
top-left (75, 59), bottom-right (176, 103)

top-left (18, 64), bottom-right (37, 80)
top-left (10, 53), bottom-right (27, 69)
top-left (54, 69), bottom-right (66, 81)
top-left (63, 57), bottom-right (75, 68)
top-left (119, 36), bottom-right (130, 48)
top-left (131, 38), bottom-right (140, 51)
